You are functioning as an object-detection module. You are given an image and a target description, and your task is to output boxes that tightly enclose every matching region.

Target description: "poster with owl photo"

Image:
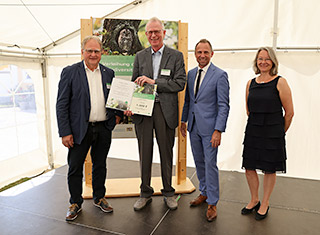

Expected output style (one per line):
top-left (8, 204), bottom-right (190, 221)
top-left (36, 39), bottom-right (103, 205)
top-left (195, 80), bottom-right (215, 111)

top-left (92, 18), bottom-right (179, 78)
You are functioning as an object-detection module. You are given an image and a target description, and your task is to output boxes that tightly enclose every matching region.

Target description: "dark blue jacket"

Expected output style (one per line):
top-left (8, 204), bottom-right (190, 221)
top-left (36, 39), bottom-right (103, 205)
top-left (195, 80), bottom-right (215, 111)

top-left (56, 61), bottom-right (120, 145)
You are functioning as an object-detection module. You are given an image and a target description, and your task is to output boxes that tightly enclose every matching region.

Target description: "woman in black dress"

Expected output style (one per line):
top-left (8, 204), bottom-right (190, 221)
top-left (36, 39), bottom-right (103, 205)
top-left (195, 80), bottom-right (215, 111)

top-left (241, 47), bottom-right (294, 220)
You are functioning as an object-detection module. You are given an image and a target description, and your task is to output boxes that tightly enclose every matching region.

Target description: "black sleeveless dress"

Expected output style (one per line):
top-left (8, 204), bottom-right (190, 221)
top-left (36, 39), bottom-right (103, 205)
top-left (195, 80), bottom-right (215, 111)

top-left (242, 76), bottom-right (286, 173)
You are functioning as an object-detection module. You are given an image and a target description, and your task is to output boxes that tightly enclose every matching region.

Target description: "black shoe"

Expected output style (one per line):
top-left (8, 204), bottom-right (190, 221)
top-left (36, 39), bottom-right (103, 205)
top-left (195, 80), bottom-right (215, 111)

top-left (241, 201), bottom-right (260, 215)
top-left (255, 206), bottom-right (269, 220)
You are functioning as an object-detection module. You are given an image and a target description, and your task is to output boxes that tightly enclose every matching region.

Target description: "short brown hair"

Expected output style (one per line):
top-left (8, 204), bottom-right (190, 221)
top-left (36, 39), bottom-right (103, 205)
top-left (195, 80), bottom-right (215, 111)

top-left (195, 39), bottom-right (213, 51)
top-left (253, 47), bottom-right (278, 76)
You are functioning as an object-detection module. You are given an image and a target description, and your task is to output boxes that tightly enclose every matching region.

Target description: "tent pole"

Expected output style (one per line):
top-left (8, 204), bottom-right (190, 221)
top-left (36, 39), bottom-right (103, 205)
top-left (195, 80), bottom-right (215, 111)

top-left (41, 58), bottom-right (54, 169)
top-left (272, 0), bottom-right (279, 51)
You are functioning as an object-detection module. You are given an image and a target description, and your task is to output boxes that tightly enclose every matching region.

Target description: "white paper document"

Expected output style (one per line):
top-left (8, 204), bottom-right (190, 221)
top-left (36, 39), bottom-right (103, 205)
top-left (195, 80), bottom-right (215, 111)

top-left (106, 78), bottom-right (157, 116)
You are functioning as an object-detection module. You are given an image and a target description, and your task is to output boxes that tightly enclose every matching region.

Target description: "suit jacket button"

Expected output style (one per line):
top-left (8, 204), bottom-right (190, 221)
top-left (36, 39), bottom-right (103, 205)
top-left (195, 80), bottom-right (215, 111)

top-left (195, 101), bottom-right (197, 104)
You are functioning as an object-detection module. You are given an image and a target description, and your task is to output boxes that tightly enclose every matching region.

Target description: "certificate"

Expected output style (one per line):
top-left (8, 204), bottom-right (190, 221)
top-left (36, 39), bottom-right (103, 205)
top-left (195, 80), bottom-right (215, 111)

top-left (106, 78), bottom-right (157, 116)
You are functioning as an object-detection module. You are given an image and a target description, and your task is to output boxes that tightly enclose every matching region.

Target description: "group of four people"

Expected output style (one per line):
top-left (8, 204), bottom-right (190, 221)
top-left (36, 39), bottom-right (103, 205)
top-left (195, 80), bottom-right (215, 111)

top-left (56, 17), bottom-right (294, 222)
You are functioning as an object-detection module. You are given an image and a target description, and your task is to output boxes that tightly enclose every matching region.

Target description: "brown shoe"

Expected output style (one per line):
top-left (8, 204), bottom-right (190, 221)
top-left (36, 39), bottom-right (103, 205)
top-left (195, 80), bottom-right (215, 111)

top-left (206, 205), bottom-right (217, 222)
top-left (190, 194), bottom-right (207, 207)
top-left (94, 198), bottom-right (113, 213)
top-left (66, 203), bottom-right (81, 221)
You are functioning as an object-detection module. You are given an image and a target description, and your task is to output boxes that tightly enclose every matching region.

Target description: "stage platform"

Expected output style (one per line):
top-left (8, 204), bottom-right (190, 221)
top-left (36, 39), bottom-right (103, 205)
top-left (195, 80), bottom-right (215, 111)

top-left (0, 158), bottom-right (319, 235)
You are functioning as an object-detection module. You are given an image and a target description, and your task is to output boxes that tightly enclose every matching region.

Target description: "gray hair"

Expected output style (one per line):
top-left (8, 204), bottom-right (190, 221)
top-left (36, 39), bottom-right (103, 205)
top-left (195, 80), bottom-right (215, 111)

top-left (253, 47), bottom-right (278, 76)
top-left (146, 17), bottom-right (165, 31)
top-left (81, 36), bottom-right (102, 50)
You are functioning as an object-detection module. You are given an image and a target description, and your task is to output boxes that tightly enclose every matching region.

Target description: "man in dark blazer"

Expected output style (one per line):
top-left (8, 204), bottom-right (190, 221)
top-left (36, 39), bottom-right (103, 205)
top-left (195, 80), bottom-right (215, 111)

top-left (56, 36), bottom-right (121, 221)
top-left (126, 17), bottom-right (186, 211)
top-left (181, 39), bottom-right (230, 221)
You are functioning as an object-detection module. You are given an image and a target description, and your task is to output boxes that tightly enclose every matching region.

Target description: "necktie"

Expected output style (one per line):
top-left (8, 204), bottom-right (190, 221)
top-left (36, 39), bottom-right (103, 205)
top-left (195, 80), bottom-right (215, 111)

top-left (195, 69), bottom-right (203, 97)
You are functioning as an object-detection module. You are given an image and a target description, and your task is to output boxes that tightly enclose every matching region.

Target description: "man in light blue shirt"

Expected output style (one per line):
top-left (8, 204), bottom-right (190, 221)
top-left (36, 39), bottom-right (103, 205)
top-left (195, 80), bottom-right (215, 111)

top-left (125, 17), bottom-right (186, 211)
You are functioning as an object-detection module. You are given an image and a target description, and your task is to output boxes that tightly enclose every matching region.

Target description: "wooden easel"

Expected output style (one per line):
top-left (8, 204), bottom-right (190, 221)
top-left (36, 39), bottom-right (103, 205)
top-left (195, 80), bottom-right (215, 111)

top-left (81, 18), bottom-right (195, 198)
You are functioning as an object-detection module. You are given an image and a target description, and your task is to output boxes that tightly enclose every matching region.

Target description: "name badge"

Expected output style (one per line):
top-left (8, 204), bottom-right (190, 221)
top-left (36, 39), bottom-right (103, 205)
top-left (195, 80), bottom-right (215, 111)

top-left (161, 69), bottom-right (170, 76)
top-left (106, 83), bottom-right (111, 89)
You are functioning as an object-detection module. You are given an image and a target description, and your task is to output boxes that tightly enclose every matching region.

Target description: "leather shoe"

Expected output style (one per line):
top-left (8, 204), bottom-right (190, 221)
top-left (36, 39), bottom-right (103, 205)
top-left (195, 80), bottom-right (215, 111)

top-left (66, 203), bottom-right (81, 221)
top-left (241, 201), bottom-right (260, 215)
top-left (164, 196), bottom-right (178, 210)
top-left (206, 205), bottom-right (217, 222)
top-left (94, 198), bottom-right (113, 213)
top-left (255, 206), bottom-right (269, 220)
top-left (190, 194), bottom-right (207, 207)
top-left (134, 197), bottom-right (152, 211)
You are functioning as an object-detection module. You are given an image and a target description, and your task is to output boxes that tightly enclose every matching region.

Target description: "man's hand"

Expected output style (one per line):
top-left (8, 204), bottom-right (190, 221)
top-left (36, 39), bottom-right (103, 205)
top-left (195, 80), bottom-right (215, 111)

top-left (180, 122), bottom-right (187, 138)
top-left (124, 110), bottom-right (134, 116)
top-left (210, 130), bottom-right (221, 148)
top-left (62, 134), bottom-right (74, 148)
top-left (116, 115), bottom-right (121, 124)
top-left (135, 75), bottom-right (155, 86)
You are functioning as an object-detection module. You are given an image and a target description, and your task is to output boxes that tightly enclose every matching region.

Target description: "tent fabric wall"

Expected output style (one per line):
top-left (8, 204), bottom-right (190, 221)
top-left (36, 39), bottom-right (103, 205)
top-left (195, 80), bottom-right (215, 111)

top-left (115, 0), bottom-right (276, 49)
top-left (0, 57), bottom-right (48, 187)
top-left (1, 0), bottom-right (320, 186)
top-left (278, 0), bottom-right (320, 47)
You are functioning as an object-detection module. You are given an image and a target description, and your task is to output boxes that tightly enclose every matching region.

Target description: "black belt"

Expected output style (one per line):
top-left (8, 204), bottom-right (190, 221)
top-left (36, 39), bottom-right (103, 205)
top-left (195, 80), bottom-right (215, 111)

top-left (88, 121), bottom-right (105, 126)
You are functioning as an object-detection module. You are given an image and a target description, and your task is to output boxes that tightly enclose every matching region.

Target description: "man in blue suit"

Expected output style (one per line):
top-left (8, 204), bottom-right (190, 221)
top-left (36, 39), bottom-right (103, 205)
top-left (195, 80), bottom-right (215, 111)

top-left (181, 39), bottom-right (230, 222)
top-left (56, 36), bottom-right (121, 221)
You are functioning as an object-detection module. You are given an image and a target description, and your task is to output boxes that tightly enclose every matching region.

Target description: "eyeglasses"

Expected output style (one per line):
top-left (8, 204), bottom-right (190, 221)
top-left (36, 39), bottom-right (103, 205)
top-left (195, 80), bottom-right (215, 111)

top-left (84, 49), bottom-right (101, 54)
top-left (146, 30), bottom-right (162, 36)
top-left (257, 58), bottom-right (272, 62)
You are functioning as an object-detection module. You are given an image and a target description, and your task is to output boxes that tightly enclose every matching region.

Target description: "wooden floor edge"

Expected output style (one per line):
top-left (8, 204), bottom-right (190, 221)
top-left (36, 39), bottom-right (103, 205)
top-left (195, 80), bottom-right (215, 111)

top-left (83, 176), bottom-right (196, 199)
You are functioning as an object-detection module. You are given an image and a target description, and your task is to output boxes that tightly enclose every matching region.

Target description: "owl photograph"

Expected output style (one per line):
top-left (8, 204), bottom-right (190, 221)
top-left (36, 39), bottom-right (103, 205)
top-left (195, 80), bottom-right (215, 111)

top-left (101, 19), bottom-right (143, 55)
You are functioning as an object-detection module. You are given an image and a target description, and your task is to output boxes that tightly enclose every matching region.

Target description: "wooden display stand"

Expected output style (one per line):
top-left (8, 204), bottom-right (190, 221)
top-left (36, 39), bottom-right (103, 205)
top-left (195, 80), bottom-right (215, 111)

top-left (81, 18), bottom-right (195, 198)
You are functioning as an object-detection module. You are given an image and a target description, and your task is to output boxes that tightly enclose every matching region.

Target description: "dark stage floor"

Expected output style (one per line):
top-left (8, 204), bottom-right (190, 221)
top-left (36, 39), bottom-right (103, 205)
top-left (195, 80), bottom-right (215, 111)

top-left (0, 158), bottom-right (319, 235)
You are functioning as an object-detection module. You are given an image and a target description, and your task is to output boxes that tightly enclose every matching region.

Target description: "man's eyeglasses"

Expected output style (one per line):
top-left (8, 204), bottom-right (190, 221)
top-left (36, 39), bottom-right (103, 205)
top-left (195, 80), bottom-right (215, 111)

top-left (84, 49), bottom-right (101, 54)
top-left (146, 30), bottom-right (162, 36)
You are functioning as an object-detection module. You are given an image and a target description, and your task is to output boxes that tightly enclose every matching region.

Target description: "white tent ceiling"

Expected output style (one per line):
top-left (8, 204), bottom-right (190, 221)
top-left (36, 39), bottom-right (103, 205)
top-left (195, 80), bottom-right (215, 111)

top-left (1, 0), bottom-right (320, 54)
top-left (0, 0), bottom-right (133, 50)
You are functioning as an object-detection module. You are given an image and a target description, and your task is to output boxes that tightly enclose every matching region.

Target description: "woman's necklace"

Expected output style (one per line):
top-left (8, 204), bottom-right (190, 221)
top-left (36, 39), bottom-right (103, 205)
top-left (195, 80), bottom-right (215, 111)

top-left (257, 75), bottom-right (276, 84)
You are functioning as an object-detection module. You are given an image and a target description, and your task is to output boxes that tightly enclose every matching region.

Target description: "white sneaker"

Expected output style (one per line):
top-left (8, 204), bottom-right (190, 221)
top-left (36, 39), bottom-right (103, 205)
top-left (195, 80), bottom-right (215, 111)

top-left (164, 196), bottom-right (178, 210)
top-left (133, 197), bottom-right (152, 211)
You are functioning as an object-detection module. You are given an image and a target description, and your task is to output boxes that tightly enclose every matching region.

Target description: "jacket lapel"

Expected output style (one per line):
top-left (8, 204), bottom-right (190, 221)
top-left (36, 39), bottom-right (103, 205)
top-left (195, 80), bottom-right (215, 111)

top-left (79, 61), bottom-right (90, 100)
top-left (145, 48), bottom-right (153, 78)
top-left (190, 68), bottom-right (197, 98)
top-left (159, 46), bottom-right (170, 77)
top-left (99, 64), bottom-right (108, 101)
top-left (196, 63), bottom-right (215, 99)
top-left (99, 64), bottom-right (111, 102)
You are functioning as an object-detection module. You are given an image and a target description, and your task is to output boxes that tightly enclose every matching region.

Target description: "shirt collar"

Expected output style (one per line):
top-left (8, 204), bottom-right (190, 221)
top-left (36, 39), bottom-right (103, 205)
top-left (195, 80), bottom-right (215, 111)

top-left (198, 62), bottom-right (211, 74)
top-left (151, 44), bottom-right (165, 55)
top-left (83, 60), bottom-right (100, 72)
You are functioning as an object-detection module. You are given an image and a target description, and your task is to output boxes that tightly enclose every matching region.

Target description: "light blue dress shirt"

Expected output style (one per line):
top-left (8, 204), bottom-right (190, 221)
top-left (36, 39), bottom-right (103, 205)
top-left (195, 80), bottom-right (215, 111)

top-left (152, 45), bottom-right (165, 79)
